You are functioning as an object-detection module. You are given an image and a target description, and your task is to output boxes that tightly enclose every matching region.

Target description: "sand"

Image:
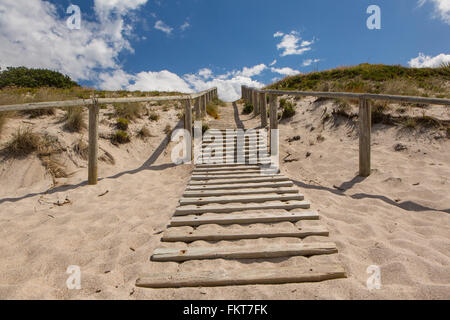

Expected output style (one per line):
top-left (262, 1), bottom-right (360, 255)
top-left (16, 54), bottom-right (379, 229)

top-left (0, 98), bottom-right (449, 299)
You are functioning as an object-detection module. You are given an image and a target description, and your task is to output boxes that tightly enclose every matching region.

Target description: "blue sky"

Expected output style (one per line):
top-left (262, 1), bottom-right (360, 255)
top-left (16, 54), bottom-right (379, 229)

top-left (0, 0), bottom-right (449, 100)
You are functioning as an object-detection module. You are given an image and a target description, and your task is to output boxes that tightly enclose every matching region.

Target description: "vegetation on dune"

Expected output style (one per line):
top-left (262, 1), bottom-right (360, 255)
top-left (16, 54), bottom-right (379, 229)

top-left (280, 98), bottom-right (296, 119)
top-left (206, 98), bottom-right (224, 120)
top-left (111, 130), bottom-right (130, 144)
top-left (4, 127), bottom-right (42, 156)
top-left (0, 67), bottom-right (79, 89)
top-left (113, 102), bottom-right (142, 120)
top-left (242, 102), bottom-right (253, 114)
top-left (149, 111), bottom-right (160, 121)
top-left (137, 126), bottom-right (152, 139)
top-left (116, 117), bottom-right (129, 130)
top-left (267, 64), bottom-right (450, 98)
top-left (63, 107), bottom-right (86, 132)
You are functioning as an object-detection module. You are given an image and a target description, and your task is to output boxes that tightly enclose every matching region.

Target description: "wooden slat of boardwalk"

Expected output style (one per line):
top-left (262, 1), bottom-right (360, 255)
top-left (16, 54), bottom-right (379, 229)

top-left (162, 225), bottom-right (328, 242)
top-left (152, 242), bottom-right (338, 262)
top-left (136, 264), bottom-right (346, 288)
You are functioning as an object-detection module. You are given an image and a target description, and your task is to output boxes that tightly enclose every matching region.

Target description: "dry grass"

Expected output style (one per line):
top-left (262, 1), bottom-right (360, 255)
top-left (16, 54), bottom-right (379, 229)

top-left (111, 130), bottom-right (130, 144)
top-left (63, 107), bottom-right (86, 132)
top-left (163, 124), bottom-right (172, 135)
top-left (3, 128), bottom-right (42, 156)
top-left (113, 102), bottom-right (142, 120)
top-left (206, 103), bottom-right (220, 119)
top-left (116, 118), bottom-right (129, 130)
top-left (73, 138), bottom-right (88, 160)
top-left (137, 126), bottom-right (152, 139)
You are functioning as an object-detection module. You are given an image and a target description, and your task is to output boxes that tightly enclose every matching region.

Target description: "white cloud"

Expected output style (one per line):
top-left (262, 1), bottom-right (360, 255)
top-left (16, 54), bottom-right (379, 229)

top-left (129, 70), bottom-right (193, 92)
top-left (418, 0), bottom-right (450, 24)
top-left (408, 52), bottom-right (450, 67)
top-left (275, 31), bottom-right (314, 56)
top-left (180, 21), bottom-right (190, 31)
top-left (269, 59), bottom-right (277, 66)
top-left (154, 20), bottom-right (173, 35)
top-left (273, 31), bottom-right (284, 37)
top-left (238, 64), bottom-right (267, 77)
top-left (270, 67), bottom-right (300, 76)
top-left (302, 58), bottom-right (321, 67)
top-left (198, 68), bottom-right (213, 79)
top-left (0, 0), bottom-right (141, 81)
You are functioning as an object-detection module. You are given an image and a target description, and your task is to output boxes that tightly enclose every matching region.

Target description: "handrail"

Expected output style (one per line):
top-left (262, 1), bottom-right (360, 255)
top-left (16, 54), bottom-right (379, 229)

top-left (244, 86), bottom-right (450, 106)
top-left (241, 85), bottom-right (449, 178)
top-left (0, 86), bottom-right (218, 185)
top-left (0, 87), bottom-right (218, 113)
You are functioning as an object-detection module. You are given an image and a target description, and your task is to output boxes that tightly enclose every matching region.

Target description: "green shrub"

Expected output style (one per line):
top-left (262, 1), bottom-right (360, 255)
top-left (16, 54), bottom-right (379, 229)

top-left (64, 107), bottom-right (85, 132)
top-left (111, 130), bottom-right (130, 144)
top-left (149, 112), bottom-right (160, 121)
top-left (242, 102), bottom-right (253, 114)
top-left (281, 101), bottom-right (295, 119)
top-left (202, 123), bottom-right (210, 134)
top-left (116, 118), bottom-right (129, 130)
top-left (0, 66), bottom-right (79, 89)
top-left (371, 102), bottom-right (391, 124)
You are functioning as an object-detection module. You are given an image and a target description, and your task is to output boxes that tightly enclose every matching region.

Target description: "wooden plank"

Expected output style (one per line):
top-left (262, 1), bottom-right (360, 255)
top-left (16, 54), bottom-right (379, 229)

top-left (359, 98), bottom-right (371, 177)
top-left (169, 211), bottom-right (319, 227)
top-left (174, 200), bottom-right (311, 215)
top-left (192, 170), bottom-right (263, 176)
top-left (269, 94), bottom-right (278, 130)
top-left (193, 165), bottom-right (262, 172)
top-left (88, 103), bottom-right (99, 185)
top-left (187, 181), bottom-right (293, 191)
top-left (191, 173), bottom-right (277, 181)
top-left (183, 187), bottom-right (298, 198)
top-left (189, 176), bottom-right (288, 185)
top-left (162, 225), bottom-right (328, 242)
top-left (136, 264), bottom-right (346, 288)
top-left (260, 91), bottom-right (268, 127)
top-left (151, 242), bottom-right (337, 262)
top-left (179, 193), bottom-right (304, 205)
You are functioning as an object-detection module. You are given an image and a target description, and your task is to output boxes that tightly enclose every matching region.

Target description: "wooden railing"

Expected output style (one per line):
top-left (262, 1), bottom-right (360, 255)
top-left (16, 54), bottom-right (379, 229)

top-left (241, 85), bottom-right (450, 177)
top-left (0, 87), bottom-right (218, 185)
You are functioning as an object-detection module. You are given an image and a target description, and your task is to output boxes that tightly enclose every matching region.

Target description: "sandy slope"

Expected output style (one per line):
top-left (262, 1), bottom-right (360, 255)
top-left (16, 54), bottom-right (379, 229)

top-left (0, 99), bottom-right (449, 299)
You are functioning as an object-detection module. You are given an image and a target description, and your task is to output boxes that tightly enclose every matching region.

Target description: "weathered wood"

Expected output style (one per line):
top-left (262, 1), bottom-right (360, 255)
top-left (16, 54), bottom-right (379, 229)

top-left (194, 97), bottom-right (201, 120)
top-left (174, 200), bottom-right (310, 215)
top-left (269, 94), bottom-right (278, 130)
top-left (260, 92), bottom-right (268, 127)
top-left (189, 175), bottom-right (288, 185)
top-left (192, 170), bottom-right (263, 175)
top-left (193, 165), bottom-right (262, 172)
top-left (0, 88), bottom-right (218, 113)
top-left (263, 89), bottom-right (450, 105)
top-left (179, 193), bottom-right (304, 205)
top-left (183, 187), bottom-right (298, 198)
top-left (253, 90), bottom-right (259, 116)
top-left (191, 174), bottom-right (283, 181)
top-left (136, 264), bottom-right (346, 288)
top-left (169, 210), bottom-right (319, 227)
top-left (151, 242), bottom-right (337, 262)
top-left (201, 94), bottom-right (207, 117)
top-left (186, 181), bottom-right (293, 191)
top-left (359, 98), bottom-right (371, 177)
top-left (163, 225), bottom-right (328, 242)
top-left (88, 102), bottom-right (99, 185)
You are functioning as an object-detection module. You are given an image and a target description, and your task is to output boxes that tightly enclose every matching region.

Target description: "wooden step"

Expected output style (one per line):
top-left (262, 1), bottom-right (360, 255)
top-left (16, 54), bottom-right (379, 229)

top-left (196, 162), bottom-right (268, 168)
top-left (151, 242), bottom-right (337, 262)
top-left (189, 176), bottom-right (288, 185)
top-left (193, 165), bottom-right (262, 172)
top-left (186, 181), bottom-right (294, 191)
top-left (192, 170), bottom-right (263, 176)
top-left (174, 200), bottom-right (311, 215)
top-left (169, 211), bottom-right (320, 227)
top-left (191, 174), bottom-right (279, 181)
top-left (183, 187), bottom-right (298, 197)
top-left (162, 225), bottom-right (328, 242)
top-left (136, 264), bottom-right (346, 288)
top-left (179, 193), bottom-right (304, 205)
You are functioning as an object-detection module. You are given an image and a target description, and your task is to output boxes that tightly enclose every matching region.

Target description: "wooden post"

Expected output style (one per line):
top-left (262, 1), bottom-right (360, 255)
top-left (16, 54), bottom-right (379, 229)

top-left (260, 92), bottom-right (267, 127)
top-left (194, 97), bottom-right (200, 120)
top-left (201, 94), bottom-right (207, 117)
top-left (359, 97), bottom-right (371, 177)
top-left (253, 90), bottom-right (259, 116)
top-left (269, 94), bottom-right (278, 130)
top-left (185, 98), bottom-right (193, 133)
top-left (88, 100), bottom-right (99, 185)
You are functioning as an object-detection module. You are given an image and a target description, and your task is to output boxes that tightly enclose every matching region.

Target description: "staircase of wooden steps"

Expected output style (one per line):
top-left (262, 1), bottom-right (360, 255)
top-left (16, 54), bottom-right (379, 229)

top-left (136, 129), bottom-right (346, 288)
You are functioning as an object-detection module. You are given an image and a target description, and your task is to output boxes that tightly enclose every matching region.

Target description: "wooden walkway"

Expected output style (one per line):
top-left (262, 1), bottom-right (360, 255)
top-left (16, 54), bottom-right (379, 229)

top-left (136, 124), bottom-right (346, 288)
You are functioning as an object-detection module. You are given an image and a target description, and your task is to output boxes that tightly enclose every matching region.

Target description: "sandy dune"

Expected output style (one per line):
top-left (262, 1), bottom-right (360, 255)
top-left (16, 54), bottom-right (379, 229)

top-left (0, 98), bottom-right (449, 299)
